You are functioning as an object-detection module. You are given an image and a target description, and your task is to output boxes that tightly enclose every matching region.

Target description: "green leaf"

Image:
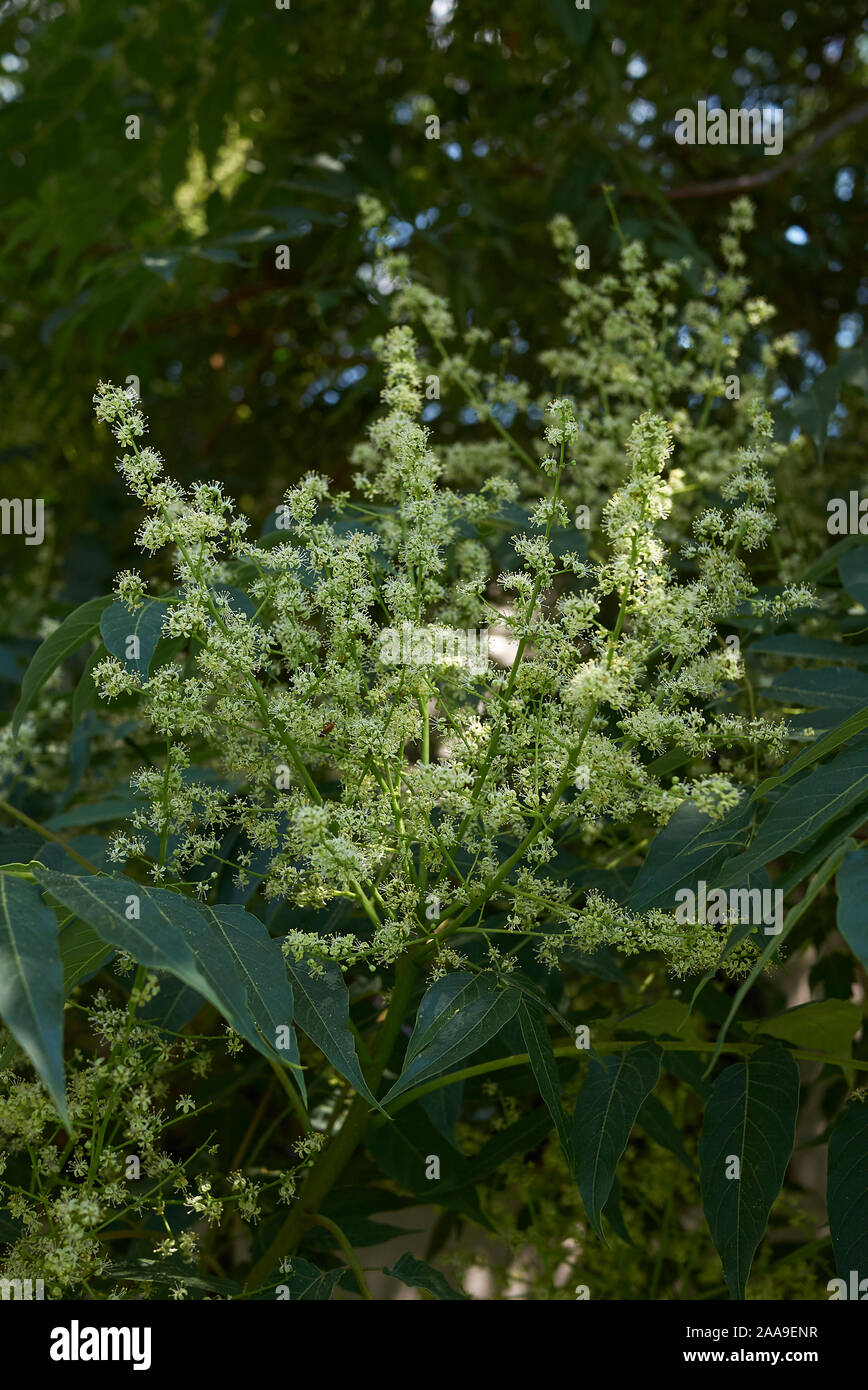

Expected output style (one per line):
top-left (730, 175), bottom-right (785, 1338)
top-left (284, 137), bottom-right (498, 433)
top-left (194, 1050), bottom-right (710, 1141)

top-left (402, 972), bottom-right (475, 1065)
top-left (558, 945), bottom-right (628, 985)
top-left (764, 667), bottom-right (868, 711)
top-left (33, 869), bottom-right (290, 1069)
top-left (71, 643), bottom-right (109, 726)
top-left (629, 799), bottom-right (753, 911)
top-left (44, 794), bottom-right (141, 831)
top-left (571, 1042), bottom-right (661, 1241)
top-left (781, 705), bottom-right (859, 734)
top-left (107, 1259), bottom-right (240, 1298)
top-left (547, 522), bottom-right (587, 560)
top-left (755, 715), bottom-right (868, 798)
top-left (743, 1000), bottom-right (861, 1059)
top-left (749, 635), bottom-right (868, 665)
top-left (602, 1175), bottom-right (633, 1245)
top-left (827, 1098), bottom-right (868, 1279)
top-left (419, 1080), bottom-right (464, 1151)
top-left (619, 999), bottom-right (699, 1040)
top-left (59, 916), bottom-right (114, 994)
top-left (99, 597), bottom-right (169, 679)
top-left (721, 742), bottom-right (868, 881)
top-left (305, 1191), bottom-right (406, 1252)
top-left (518, 999), bottom-right (572, 1163)
top-left (366, 1105), bottom-right (489, 1226)
top-left (372, 1097), bottom-right (552, 1207)
top-left (506, 966), bottom-right (574, 1034)
top-left (0, 873), bottom-right (69, 1127)
top-left (698, 1044), bottom-right (799, 1300)
top-left (637, 1094), bottom-right (697, 1172)
top-left (283, 956), bottom-right (377, 1108)
top-left (836, 848), bottom-right (868, 972)
top-left (776, 808), bottom-right (867, 898)
top-left (384, 1252), bottom-right (469, 1300)
top-left (802, 535), bottom-right (864, 584)
top-left (382, 973), bottom-right (522, 1105)
top-left (138, 976), bottom-right (205, 1033)
top-left (272, 1257), bottom-right (344, 1300)
top-left (12, 595), bottom-right (113, 735)
top-left (0, 862), bottom-right (38, 881)
top-left (202, 904), bottom-right (303, 1094)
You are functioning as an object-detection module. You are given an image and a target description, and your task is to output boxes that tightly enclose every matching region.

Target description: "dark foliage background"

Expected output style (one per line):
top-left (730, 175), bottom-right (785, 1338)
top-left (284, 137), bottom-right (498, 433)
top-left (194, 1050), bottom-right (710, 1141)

top-left (1, 0), bottom-right (867, 610)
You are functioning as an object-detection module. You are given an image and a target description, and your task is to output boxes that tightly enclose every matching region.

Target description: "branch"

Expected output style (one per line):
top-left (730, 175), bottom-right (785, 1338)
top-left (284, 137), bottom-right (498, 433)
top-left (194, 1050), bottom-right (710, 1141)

top-left (664, 98), bottom-right (868, 200)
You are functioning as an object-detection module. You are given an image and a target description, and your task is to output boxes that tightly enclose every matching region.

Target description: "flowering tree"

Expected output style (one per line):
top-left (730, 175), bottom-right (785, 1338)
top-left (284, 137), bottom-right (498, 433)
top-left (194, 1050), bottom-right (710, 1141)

top-left (1, 199), bottom-right (867, 1304)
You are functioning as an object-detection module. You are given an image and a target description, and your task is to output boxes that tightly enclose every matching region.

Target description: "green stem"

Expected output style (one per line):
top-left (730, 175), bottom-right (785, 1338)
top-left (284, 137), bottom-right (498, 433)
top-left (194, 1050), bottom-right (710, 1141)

top-left (268, 1059), bottom-right (311, 1134)
top-left (601, 184), bottom-right (626, 248)
top-left (312, 1214), bottom-right (372, 1299)
top-left (376, 1037), bottom-right (868, 1123)
top-left (0, 799), bottom-right (102, 875)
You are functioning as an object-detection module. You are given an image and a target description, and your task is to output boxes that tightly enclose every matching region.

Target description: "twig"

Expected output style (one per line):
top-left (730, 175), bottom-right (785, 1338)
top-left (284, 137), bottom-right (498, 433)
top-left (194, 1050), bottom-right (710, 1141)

top-left (0, 798), bottom-right (102, 875)
top-left (665, 99), bottom-right (868, 200)
top-left (311, 1214), bottom-right (372, 1300)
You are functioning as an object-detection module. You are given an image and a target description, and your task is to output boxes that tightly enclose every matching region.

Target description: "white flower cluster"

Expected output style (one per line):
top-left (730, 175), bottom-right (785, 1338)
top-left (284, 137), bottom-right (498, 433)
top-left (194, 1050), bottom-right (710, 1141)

top-left (88, 215), bottom-right (808, 981)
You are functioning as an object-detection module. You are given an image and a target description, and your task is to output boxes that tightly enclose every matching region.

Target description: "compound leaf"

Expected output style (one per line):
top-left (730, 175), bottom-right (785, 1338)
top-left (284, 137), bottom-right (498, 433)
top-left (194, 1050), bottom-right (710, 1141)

top-left (0, 872), bottom-right (69, 1128)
